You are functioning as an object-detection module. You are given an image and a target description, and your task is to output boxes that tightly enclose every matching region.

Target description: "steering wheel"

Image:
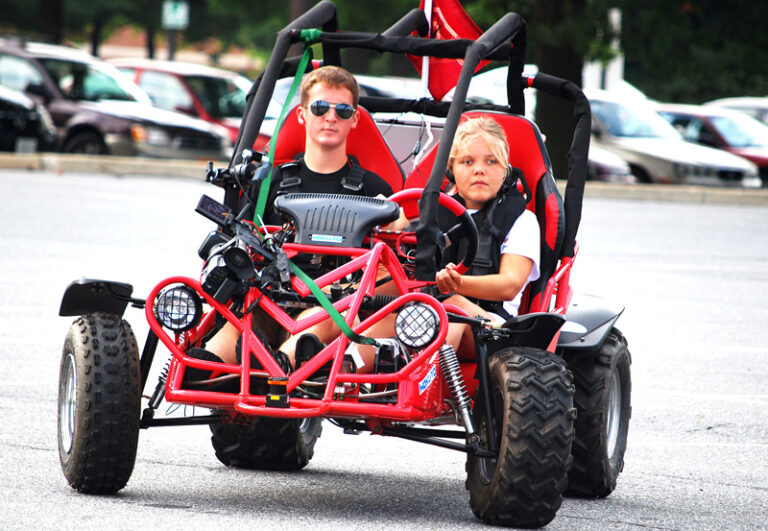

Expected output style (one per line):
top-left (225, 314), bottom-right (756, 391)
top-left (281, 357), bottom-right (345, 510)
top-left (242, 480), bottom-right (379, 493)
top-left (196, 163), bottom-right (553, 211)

top-left (386, 188), bottom-right (478, 275)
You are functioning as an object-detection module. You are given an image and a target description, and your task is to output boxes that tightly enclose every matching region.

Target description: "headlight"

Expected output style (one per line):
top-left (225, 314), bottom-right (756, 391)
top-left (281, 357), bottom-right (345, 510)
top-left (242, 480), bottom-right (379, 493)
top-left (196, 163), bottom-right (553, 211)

top-left (395, 303), bottom-right (440, 349)
top-left (131, 124), bottom-right (171, 146)
top-left (153, 284), bottom-right (202, 332)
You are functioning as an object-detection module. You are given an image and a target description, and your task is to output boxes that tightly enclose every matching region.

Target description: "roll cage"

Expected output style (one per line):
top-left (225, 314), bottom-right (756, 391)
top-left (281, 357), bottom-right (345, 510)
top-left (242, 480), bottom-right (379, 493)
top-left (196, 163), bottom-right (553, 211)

top-left (229, 0), bottom-right (591, 315)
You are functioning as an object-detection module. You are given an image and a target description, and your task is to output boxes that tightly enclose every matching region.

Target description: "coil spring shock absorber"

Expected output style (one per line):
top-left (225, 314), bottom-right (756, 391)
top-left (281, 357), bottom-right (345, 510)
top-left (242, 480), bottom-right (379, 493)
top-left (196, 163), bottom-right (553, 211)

top-left (439, 344), bottom-right (478, 441)
top-left (148, 356), bottom-right (172, 410)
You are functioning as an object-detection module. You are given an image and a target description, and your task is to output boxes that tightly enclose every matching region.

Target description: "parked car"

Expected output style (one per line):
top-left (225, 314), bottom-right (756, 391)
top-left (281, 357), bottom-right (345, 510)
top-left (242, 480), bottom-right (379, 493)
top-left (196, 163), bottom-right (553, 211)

top-left (588, 144), bottom-right (634, 183)
top-left (0, 39), bottom-right (230, 160)
top-left (705, 97), bottom-right (768, 126)
top-left (0, 84), bottom-right (56, 152)
top-left (109, 58), bottom-right (258, 148)
top-left (657, 103), bottom-right (768, 186)
top-left (587, 89), bottom-right (761, 187)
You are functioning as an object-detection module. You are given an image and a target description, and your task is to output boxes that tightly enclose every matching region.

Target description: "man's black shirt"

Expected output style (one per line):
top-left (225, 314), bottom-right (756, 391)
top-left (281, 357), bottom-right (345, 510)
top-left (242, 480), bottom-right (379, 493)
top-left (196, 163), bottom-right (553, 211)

top-left (249, 156), bottom-right (393, 225)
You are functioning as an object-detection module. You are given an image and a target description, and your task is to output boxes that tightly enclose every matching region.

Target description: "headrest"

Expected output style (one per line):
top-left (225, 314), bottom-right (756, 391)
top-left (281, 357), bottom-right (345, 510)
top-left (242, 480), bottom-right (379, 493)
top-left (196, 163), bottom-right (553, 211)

top-left (271, 105), bottom-right (404, 193)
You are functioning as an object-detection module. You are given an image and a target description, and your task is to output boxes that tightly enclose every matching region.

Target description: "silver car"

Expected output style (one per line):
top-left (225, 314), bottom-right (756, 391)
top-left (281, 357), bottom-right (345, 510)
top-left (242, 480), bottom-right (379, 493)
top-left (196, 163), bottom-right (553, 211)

top-left (588, 89), bottom-right (761, 188)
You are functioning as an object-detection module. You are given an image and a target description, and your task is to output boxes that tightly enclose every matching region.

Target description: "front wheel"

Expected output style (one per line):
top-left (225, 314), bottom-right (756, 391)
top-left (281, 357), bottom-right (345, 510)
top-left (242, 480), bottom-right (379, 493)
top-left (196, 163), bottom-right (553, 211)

top-left (58, 313), bottom-right (141, 493)
top-left (466, 347), bottom-right (575, 528)
top-left (210, 415), bottom-right (322, 471)
top-left (62, 131), bottom-right (108, 154)
top-left (565, 328), bottom-right (632, 498)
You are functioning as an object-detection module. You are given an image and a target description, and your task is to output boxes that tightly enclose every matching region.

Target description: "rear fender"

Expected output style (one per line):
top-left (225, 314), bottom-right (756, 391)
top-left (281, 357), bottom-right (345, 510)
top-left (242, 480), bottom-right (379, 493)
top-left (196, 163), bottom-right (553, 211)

top-left (557, 293), bottom-right (624, 352)
top-left (59, 278), bottom-right (137, 317)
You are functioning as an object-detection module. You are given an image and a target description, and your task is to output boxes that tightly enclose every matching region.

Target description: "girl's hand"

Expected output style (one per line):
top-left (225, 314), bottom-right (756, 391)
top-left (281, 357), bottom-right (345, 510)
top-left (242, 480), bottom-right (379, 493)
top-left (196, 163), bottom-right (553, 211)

top-left (436, 262), bottom-right (462, 293)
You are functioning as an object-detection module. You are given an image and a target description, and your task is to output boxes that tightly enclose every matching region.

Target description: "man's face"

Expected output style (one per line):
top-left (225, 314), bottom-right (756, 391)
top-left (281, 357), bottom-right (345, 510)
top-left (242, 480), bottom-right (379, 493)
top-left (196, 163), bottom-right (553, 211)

top-left (297, 83), bottom-right (359, 149)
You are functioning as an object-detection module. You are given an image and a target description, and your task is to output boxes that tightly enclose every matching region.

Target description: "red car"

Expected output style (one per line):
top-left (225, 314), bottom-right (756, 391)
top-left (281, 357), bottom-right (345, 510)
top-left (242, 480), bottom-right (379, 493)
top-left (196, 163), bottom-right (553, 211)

top-left (658, 103), bottom-right (768, 186)
top-left (111, 58), bottom-right (269, 148)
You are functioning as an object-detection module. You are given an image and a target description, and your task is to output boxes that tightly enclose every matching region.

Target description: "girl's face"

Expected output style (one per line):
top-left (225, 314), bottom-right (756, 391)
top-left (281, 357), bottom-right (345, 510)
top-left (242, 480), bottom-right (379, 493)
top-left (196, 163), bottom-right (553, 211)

top-left (451, 136), bottom-right (506, 210)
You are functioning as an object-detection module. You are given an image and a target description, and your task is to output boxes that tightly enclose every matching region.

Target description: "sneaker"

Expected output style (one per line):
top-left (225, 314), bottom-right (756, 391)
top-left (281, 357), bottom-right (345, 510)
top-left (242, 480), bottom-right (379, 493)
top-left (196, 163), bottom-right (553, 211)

top-left (182, 348), bottom-right (232, 390)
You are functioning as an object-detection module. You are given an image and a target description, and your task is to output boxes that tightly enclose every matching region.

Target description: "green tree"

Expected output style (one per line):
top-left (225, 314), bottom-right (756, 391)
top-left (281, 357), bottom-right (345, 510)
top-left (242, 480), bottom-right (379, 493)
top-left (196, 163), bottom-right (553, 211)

top-left (621, 0), bottom-right (768, 102)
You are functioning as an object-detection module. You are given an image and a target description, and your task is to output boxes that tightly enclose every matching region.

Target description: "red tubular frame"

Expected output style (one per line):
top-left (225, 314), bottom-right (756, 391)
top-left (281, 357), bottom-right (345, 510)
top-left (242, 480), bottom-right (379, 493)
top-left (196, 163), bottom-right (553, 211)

top-left (146, 238), bottom-right (453, 422)
top-left (145, 192), bottom-right (577, 423)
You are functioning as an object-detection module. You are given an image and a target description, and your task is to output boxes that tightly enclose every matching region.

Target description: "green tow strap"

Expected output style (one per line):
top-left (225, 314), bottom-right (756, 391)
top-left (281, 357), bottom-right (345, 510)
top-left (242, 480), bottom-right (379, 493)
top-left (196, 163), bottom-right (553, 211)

top-left (290, 262), bottom-right (377, 346)
top-left (253, 37), bottom-right (313, 223)
top-left (252, 29), bottom-right (376, 347)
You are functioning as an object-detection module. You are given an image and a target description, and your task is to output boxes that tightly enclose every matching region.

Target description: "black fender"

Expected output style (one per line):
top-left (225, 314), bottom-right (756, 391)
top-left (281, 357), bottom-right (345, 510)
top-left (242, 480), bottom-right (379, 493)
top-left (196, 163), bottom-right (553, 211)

top-left (59, 278), bottom-right (138, 317)
top-left (494, 312), bottom-right (566, 351)
top-left (557, 293), bottom-right (624, 352)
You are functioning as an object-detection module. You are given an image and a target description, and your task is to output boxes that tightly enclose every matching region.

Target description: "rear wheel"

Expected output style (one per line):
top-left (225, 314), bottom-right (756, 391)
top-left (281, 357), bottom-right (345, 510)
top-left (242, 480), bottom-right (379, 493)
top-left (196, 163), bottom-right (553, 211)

top-left (58, 313), bottom-right (141, 493)
top-left (565, 328), bottom-right (632, 498)
top-left (210, 416), bottom-right (322, 471)
top-left (466, 347), bottom-right (575, 528)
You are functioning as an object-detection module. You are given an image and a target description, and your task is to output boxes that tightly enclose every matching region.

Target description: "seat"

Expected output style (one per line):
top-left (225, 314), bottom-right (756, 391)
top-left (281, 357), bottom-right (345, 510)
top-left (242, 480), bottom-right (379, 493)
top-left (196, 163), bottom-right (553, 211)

top-left (403, 110), bottom-right (565, 314)
top-left (270, 105), bottom-right (404, 193)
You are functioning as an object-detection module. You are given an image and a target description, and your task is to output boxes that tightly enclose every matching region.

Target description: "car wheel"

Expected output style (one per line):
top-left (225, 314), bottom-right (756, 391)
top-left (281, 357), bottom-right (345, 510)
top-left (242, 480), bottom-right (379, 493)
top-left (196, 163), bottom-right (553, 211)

top-left (465, 347), bottom-right (575, 528)
top-left (62, 131), bottom-right (108, 155)
top-left (210, 415), bottom-right (322, 471)
top-left (58, 313), bottom-right (141, 493)
top-left (565, 328), bottom-right (632, 498)
top-left (628, 164), bottom-right (652, 183)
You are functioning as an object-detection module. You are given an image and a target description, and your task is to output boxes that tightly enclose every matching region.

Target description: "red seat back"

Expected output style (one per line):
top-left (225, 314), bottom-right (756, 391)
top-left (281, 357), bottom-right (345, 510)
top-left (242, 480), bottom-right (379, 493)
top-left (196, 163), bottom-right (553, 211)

top-left (403, 111), bottom-right (565, 314)
top-left (271, 105), bottom-right (404, 193)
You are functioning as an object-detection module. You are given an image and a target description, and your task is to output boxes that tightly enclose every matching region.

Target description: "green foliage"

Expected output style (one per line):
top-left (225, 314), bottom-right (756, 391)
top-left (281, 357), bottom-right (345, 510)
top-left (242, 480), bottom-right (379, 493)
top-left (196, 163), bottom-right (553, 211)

top-left (4, 0), bottom-right (768, 102)
top-left (621, 0), bottom-right (768, 102)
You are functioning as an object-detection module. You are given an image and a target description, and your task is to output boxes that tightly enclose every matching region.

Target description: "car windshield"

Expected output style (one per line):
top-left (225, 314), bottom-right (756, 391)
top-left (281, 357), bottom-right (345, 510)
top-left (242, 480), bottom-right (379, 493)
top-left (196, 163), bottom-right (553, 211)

top-left (592, 99), bottom-right (680, 139)
top-left (37, 58), bottom-right (145, 103)
top-left (184, 75), bottom-right (250, 118)
top-left (709, 113), bottom-right (768, 148)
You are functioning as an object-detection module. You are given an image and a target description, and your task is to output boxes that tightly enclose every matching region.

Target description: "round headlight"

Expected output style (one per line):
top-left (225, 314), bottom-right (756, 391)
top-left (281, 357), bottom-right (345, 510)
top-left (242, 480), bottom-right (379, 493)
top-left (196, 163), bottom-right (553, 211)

top-left (153, 284), bottom-right (202, 332)
top-left (395, 303), bottom-right (440, 349)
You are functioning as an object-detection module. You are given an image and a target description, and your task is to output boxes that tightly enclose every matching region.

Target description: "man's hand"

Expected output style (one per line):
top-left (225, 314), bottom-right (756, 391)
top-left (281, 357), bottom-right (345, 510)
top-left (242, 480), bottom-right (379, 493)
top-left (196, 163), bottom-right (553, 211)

top-left (436, 262), bottom-right (462, 294)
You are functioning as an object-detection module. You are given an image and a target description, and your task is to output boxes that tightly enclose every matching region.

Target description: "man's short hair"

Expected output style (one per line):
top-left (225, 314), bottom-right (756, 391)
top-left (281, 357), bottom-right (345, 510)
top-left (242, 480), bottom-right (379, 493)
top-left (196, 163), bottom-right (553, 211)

top-left (300, 65), bottom-right (360, 108)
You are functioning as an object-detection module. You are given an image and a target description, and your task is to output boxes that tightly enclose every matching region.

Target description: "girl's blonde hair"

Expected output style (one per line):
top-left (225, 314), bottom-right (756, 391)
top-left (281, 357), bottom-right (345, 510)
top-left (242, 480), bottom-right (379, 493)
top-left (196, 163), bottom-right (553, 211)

top-left (448, 117), bottom-right (509, 171)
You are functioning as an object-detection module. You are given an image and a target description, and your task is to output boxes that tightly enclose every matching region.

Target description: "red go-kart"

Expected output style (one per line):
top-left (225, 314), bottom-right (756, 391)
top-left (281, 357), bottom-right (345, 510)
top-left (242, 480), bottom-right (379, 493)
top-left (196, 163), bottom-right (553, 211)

top-left (57, 3), bottom-right (631, 528)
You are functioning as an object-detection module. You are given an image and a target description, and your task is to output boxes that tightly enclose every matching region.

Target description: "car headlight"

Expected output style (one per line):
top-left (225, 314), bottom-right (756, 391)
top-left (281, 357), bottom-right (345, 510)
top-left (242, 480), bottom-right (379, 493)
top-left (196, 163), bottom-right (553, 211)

top-left (153, 284), bottom-right (202, 332)
top-left (395, 303), bottom-right (440, 349)
top-left (131, 124), bottom-right (171, 146)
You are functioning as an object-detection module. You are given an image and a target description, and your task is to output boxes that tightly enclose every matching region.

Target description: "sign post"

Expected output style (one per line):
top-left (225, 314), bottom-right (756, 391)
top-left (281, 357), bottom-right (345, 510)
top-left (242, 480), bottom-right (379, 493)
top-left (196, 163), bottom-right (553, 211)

top-left (162, 0), bottom-right (189, 60)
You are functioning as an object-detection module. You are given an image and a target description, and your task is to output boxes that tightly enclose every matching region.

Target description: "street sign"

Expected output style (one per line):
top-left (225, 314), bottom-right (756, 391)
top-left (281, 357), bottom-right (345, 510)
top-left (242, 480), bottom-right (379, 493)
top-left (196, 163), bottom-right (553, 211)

top-left (162, 0), bottom-right (189, 30)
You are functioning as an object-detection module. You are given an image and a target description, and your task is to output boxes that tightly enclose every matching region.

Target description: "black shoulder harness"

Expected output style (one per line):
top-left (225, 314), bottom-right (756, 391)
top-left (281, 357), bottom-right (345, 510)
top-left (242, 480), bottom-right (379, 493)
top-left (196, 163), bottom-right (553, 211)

top-left (278, 154), bottom-right (366, 194)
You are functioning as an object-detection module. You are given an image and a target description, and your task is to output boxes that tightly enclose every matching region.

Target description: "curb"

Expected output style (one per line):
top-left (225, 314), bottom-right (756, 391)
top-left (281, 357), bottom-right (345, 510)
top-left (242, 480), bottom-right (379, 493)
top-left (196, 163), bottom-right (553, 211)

top-left (2, 153), bottom-right (768, 206)
top-left (0, 153), bottom-right (205, 179)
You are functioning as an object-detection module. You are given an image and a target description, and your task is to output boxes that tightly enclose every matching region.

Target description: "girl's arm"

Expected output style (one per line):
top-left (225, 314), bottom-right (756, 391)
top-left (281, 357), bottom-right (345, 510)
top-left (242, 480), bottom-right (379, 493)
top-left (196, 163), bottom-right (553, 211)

top-left (436, 253), bottom-right (533, 302)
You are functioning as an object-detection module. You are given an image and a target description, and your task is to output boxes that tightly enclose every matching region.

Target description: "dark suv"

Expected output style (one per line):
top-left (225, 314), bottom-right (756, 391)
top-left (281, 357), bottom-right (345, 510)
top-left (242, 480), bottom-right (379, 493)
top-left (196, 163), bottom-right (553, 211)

top-left (0, 39), bottom-right (230, 160)
top-left (0, 84), bottom-right (56, 152)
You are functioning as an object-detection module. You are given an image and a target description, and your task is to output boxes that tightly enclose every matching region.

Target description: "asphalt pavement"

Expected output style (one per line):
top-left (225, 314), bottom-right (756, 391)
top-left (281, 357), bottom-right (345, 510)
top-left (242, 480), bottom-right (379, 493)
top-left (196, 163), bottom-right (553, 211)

top-left (1, 169), bottom-right (767, 530)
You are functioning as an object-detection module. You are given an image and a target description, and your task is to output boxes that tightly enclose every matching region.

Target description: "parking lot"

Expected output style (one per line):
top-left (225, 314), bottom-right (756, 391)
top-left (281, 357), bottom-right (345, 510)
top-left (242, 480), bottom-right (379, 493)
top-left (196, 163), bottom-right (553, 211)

top-left (1, 168), bottom-right (767, 530)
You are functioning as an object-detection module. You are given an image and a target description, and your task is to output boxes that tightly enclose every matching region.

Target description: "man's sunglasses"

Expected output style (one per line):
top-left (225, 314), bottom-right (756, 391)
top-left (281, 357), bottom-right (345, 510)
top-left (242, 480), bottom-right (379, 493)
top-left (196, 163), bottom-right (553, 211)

top-left (309, 100), bottom-right (356, 120)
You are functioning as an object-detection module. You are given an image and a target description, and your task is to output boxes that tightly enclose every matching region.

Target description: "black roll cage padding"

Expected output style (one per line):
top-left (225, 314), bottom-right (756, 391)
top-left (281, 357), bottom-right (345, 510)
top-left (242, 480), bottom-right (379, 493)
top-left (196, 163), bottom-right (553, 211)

top-left (528, 73), bottom-right (591, 259)
top-left (382, 8), bottom-right (429, 38)
top-left (231, 1), bottom-right (588, 278)
top-left (415, 13), bottom-right (527, 280)
top-left (233, 0), bottom-right (339, 165)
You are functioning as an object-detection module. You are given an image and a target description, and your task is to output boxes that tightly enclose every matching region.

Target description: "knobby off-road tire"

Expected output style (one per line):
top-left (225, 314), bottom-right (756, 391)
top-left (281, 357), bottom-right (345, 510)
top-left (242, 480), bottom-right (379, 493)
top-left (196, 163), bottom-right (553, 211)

top-left (58, 313), bottom-right (141, 493)
top-left (565, 328), bottom-right (631, 498)
top-left (466, 347), bottom-right (575, 529)
top-left (210, 416), bottom-right (322, 471)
